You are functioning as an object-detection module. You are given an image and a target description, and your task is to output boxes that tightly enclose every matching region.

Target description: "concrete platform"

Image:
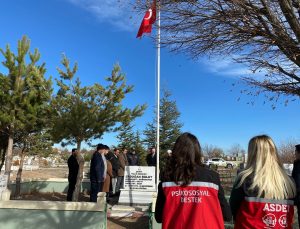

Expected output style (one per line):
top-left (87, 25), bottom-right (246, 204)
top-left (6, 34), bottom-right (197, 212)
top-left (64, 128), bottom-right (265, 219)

top-left (118, 189), bottom-right (156, 205)
top-left (108, 204), bottom-right (150, 217)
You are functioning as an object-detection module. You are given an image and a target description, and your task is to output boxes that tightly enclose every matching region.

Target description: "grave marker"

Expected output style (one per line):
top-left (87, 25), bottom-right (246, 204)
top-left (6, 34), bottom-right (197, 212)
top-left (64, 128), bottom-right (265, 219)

top-left (119, 166), bottom-right (156, 205)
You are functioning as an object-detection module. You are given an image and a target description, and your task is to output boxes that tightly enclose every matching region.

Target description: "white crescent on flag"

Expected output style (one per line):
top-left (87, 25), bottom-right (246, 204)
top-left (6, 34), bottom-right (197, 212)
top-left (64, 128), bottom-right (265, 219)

top-left (144, 9), bottom-right (152, 20)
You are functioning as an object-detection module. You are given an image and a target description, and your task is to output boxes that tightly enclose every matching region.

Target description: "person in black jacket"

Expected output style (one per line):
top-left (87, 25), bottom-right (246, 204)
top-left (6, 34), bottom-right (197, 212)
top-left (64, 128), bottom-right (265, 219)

top-left (127, 148), bottom-right (140, 166)
top-left (90, 144), bottom-right (106, 202)
top-left (67, 148), bottom-right (79, 201)
top-left (155, 133), bottom-right (231, 228)
top-left (292, 144), bottom-right (300, 228)
top-left (146, 147), bottom-right (156, 166)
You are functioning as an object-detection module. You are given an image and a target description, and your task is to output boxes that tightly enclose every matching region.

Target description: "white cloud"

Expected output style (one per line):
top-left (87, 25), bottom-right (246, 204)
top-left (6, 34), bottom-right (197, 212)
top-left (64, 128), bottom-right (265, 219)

top-left (66, 0), bottom-right (141, 31)
top-left (200, 56), bottom-right (268, 81)
top-left (202, 57), bottom-right (252, 78)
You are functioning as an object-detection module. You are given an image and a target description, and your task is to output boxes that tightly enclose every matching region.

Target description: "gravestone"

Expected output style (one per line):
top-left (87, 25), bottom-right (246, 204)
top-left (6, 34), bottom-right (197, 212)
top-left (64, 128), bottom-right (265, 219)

top-left (0, 174), bottom-right (10, 200)
top-left (0, 175), bottom-right (8, 192)
top-left (118, 166), bottom-right (156, 205)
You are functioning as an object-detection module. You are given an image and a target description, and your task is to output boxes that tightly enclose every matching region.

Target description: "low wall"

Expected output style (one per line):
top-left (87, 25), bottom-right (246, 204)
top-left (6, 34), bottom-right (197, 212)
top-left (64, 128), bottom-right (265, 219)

top-left (9, 178), bottom-right (90, 195)
top-left (0, 193), bottom-right (107, 229)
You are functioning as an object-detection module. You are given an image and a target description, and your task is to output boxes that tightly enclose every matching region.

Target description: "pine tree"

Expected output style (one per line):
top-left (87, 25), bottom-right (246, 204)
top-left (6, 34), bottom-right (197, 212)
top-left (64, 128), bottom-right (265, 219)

top-left (51, 56), bottom-right (146, 200)
top-left (51, 56), bottom-right (146, 150)
top-left (143, 90), bottom-right (183, 170)
top-left (133, 131), bottom-right (147, 166)
top-left (117, 124), bottom-right (147, 165)
top-left (116, 122), bottom-right (135, 150)
top-left (160, 90), bottom-right (183, 151)
top-left (143, 121), bottom-right (156, 149)
top-left (0, 36), bottom-right (52, 183)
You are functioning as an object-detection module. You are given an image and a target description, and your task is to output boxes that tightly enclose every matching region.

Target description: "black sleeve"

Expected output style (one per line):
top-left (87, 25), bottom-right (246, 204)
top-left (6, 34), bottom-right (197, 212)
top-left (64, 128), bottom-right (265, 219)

top-left (95, 155), bottom-right (104, 182)
top-left (292, 161), bottom-right (300, 205)
top-left (127, 154), bottom-right (132, 166)
top-left (292, 161), bottom-right (300, 189)
top-left (216, 173), bottom-right (232, 222)
top-left (229, 178), bottom-right (245, 220)
top-left (155, 182), bottom-right (165, 223)
top-left (146, 154), bottom-right (150, 166)
top-left (67, 157), bottom-right (72, 181)
top-left (68, 157), bottom-right (78, 182)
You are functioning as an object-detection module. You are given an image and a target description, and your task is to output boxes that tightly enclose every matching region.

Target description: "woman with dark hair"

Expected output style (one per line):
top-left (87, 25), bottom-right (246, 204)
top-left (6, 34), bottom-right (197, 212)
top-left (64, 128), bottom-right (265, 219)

top-left (155, 132), bottom-right (231, 229)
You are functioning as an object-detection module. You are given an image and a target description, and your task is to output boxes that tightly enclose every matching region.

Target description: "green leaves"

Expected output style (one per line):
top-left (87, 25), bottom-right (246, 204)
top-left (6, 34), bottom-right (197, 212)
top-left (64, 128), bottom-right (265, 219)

top-left (0, 36), bottom-right (53, 181)
top-left (0, 36), bottom-right (52, 136)
top-left (143, 89), bottom-right (183, 169)
top-left (51, 56), bottom-right (146, 149)
top-left (0, 36), bottom-right (146, 156)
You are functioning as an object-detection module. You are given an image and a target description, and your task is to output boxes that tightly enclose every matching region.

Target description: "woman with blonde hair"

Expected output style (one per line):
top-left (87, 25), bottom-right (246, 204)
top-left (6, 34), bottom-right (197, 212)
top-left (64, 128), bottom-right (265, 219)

top-left (230, 135), bottom-right (296, 229)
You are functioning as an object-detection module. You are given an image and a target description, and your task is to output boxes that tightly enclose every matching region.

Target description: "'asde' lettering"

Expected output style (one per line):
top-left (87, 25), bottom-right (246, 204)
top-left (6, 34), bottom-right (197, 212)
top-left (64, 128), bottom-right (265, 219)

top-left (263, 203), bottom-right (289, 213)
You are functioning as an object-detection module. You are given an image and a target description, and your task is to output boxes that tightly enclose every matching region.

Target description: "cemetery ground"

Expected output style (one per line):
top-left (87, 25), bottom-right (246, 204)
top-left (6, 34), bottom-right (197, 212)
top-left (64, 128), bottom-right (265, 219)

top-left (8, 167), bottom-right (238, 229)
top-left (9, 167), bottom-right (237, 195)
top-left (9, 167), bottom-right (148, 229)
top-left (8, 167), bottom-right (298, 228)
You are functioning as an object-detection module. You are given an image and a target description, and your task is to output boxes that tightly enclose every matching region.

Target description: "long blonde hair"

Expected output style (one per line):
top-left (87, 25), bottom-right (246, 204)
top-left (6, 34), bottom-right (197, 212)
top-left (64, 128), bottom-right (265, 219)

top-left (238, 135), bottom-right (296, 199)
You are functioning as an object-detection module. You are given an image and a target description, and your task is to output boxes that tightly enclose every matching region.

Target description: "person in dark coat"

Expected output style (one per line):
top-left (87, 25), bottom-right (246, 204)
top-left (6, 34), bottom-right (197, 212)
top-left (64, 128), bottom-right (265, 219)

top-left (106, 148), bottom-right (120, 194)
top-left (292, 144), bottom-right (300, 228)
top-left (236, 162), bottom-right (245, 175)
top-left (90, 144), bottom-right (106, 202)
top-left (67, 148), bottom-right (79, 201)
top-left (127, 148), bottom-right (140, 166)
top-left (116, 148), bottom-right (128, 192)
top-left (146, 147), bottom-right (156, 166)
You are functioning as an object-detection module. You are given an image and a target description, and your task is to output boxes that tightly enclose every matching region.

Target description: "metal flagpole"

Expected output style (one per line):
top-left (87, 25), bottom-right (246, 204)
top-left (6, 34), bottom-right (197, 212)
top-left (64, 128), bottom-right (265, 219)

top-left (156, 0), bottom-right (160, 189)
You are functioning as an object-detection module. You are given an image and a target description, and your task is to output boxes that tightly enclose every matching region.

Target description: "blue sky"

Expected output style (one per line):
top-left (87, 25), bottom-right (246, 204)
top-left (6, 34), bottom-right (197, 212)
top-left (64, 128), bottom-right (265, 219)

top-left (1, 0), bottom-right (300, 152)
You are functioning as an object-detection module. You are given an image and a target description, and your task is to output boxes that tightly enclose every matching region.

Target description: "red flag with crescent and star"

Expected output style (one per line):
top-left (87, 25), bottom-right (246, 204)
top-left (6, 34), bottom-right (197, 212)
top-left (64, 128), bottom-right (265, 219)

top-left (136, 0), bottom-right (156, 38)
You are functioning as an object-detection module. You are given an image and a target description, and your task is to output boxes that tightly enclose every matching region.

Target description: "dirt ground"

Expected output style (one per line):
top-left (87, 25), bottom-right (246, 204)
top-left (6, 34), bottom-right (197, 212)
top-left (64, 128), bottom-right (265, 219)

top-left (10, 167), bottom-right (71, 180)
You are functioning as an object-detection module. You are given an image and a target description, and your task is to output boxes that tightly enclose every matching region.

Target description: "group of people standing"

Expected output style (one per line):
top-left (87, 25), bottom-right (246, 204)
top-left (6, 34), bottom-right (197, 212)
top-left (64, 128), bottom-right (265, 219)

top-left (155, 132), bottom-right (299, 229)
top-left (67, 143), bottom-right (158, 202)
top-left (89, 144), bottom-right (132, 202)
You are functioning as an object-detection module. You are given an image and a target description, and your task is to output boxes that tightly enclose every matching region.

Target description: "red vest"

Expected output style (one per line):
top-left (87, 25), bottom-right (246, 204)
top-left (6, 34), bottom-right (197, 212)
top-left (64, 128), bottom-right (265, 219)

top-left (162, 181), bottom-right (224, 229)
top-left (234, 197), bottom-right (294, 229)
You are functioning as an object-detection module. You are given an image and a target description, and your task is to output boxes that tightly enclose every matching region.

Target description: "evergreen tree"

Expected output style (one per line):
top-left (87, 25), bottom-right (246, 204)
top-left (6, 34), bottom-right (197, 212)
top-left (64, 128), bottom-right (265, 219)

top-left (160, 90), bottom-right (183, 151)
top-left (0, 36), bottom-right (52, 183)
top-left (51, 56), bottom-right (146, 150)
top-left (117, 124), bottom-right (147, 165)
top-left (143, 90), bottom-right (183, 170)
top-left (116, 122), bottom-right (135, 150)
top-left (143, 121), bottom-right (156, 149)
top-left (51, 56), bottom-right (146, 200)
top-left (133, 131), bottom-right (147, 166)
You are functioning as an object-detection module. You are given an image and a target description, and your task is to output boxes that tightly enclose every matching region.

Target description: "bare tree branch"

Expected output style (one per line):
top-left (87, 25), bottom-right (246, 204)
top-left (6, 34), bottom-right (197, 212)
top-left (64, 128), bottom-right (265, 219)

top-left (133, 0), bottom-right (300, 98)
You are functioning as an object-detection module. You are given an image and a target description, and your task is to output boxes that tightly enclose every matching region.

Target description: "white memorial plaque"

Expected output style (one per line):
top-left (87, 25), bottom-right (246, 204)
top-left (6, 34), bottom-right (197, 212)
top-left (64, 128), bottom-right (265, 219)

top-left (124, 166), bottom-right (155, 191)
top-left (0, 175), bottom-right (8, 191)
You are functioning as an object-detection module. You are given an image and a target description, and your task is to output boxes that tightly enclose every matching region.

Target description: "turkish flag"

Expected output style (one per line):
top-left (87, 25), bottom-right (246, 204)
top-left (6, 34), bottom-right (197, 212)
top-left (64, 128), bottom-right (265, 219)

top-left (136, 1), bottom-right (156, 38)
